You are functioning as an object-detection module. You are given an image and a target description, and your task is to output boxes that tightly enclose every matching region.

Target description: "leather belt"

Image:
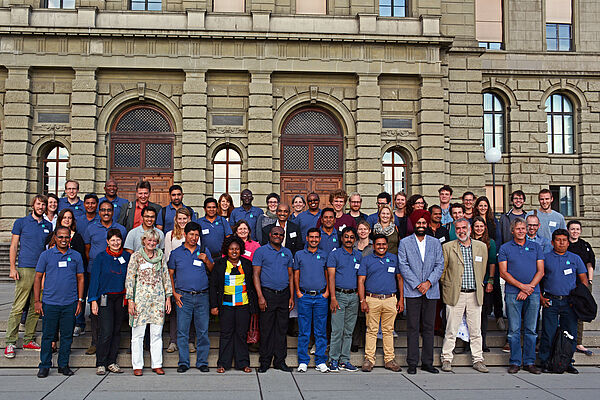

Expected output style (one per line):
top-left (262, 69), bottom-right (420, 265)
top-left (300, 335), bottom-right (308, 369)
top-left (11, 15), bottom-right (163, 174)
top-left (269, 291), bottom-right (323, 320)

top-left (300, 288), bottom-right (326, 296)
top-left (336, 288), bottom-right (357, 294)
top-left (544, 293), bottom-right (568, 300)
top-left (366, 292), bottom-right (395, 299)
top-left (263, 287), bottom-right (289, 295)
top-left (460, 289), bottom-right (476, 293)
top-left (179, 289), bottom-right (208, 295)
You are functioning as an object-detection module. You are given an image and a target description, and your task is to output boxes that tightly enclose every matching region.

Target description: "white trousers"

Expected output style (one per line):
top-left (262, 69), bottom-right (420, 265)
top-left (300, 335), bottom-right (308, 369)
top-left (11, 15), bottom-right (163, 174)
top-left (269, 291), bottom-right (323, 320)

top-left (131, 323), bottom-right (163, 369)
top-left (441, 292), bottom-right (483, 364)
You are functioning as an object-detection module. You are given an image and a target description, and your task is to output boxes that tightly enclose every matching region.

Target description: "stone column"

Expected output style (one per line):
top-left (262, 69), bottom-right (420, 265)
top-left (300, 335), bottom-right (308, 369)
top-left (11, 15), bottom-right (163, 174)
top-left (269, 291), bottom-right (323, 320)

top-left (1, 67), bottom-right (33, 231)
top-left (181, 69), bottom-right (208, 210)
top-left (355, 73), bottom-right (382, 214)
top-left (70, 68), bottom-right (98, 194)
top-left (247, 71), bottom-right (274, 207)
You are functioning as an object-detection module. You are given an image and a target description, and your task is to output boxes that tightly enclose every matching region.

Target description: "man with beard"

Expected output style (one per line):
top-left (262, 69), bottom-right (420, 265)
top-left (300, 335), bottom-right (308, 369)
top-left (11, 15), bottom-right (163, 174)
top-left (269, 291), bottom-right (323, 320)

top-left (229, 189), bottom-right (264, 241)
top-left (157, 185), bottom-right (195, 233)
top-left (526, 189), bottom-right (566, 241)
top-left (497, 190), bottom-right (527, 247)
top-left (440, 218), bottom-right (489, 373)
top-left (425, 205), bottom-right (450, 245)
top-left (397, 210), bottom-right (444, 374)
top-left (348, 193), bottom-right (368, 224)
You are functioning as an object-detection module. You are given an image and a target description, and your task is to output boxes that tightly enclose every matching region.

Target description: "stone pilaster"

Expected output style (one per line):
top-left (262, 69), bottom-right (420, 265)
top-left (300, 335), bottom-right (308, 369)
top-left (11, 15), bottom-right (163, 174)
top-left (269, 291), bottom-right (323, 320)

top-left (181, 70), bottom-right (208, 210)
top-left (70, 68), bottom-right (98, 194)
top-left (355, 73), bottom-right (382, 214)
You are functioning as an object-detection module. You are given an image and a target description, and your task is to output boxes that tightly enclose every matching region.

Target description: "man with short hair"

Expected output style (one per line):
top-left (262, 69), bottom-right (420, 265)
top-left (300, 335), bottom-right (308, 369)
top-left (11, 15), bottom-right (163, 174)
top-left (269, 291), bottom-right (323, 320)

top-left (498, 218), bottom-right (545, 374)
top-left (539, 229), bottom-right (587, 374)
top-left (294, 228), bottom-right (330, 373)
top-left (5, 195), bottom-right (52, 359)
top-left (124, 207), bottom-right (165, 253)
top-left (348, 193), bottom-right (368, 224)
top-left (497, 190), bottom-right (527, 247)
top-left (445, 203), bottom-right (465, 241)
top-left (117, 180), bottom-right (161, 232)
top-left (366, 192), bottom-right (392, 227)
top-left (439, 218), bottom-right (489, 373)
top-left (358, 234), bottom-right (404, 372)
top-left (526, 189), bottom-right (566, 241)
top-left (229, 189), bottom-right (264, 241)
top-left (168, 222), bottom-right (214, 373)
top-left (296, 192), bottom-right (322, 240)
top-left (253, 226), bottom-right (294, 373)
top-left (320, 190), bottom-right (357, 233)
top-left (157, 184), bottom-right (194, 233)
top-left (425, 205), bottom-right (450, 245)
top-left (398, 210), bottom-right (445, 374)
top-left (262, 203), bottom-right (303, 255)
top-left (58, 180), bottom-right (85, 219)
top-left (76, 193), bottom-right (99, 237)
top-left (34, 226), bottom-right (84, 378)
top-left (462, 191), bottom-right (476, 220)
top-left (318, 208), bottom-right (339, 256)
top-left (198, 197), bottom-right (232, 259)
top-left (438, 185), bottom-right (453, 225)
top-left (99, 178), bottom-right (128, 223)
top-left (526, 215), bottom-right (553, 254)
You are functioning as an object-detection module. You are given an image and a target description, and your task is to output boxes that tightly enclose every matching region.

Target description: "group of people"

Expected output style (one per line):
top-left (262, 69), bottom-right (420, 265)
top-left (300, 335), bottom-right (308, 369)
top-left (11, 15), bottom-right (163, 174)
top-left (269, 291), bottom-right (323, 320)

top-left (4, 179), bottom-right (596, 378)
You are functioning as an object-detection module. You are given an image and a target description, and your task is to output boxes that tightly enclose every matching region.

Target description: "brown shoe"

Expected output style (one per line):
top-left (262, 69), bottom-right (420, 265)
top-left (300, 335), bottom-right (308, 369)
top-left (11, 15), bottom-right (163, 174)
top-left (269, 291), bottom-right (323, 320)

top-left (152, 368), bottom-right (165, 375)
top-left (384, 359), bottom-right (402, 372)
top-left (523, 364), bottom-right (541, 375)
top-left (361, 359), bottom-right (374, 372)
top-left (507, 364), bottom-right (520, 374)
top-left (85, 345), bottom-right (96, 355)
top-left (133, 369), bottom-right (143, 376)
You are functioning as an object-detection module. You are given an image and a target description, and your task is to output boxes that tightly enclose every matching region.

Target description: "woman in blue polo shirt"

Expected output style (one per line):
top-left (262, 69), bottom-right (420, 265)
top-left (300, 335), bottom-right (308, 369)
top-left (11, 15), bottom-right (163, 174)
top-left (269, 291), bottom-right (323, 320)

top-left (88, 228), bottom-right (131, 375)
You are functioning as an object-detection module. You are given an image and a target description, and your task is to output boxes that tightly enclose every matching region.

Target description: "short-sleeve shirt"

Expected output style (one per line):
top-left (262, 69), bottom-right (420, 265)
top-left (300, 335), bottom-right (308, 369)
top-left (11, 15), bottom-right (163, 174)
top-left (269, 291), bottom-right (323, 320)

top-left (98, 196), bottom-right (129, 223)
top-left (253, 243), bottom-right (293, 291)
top-left (157, 203), bottom-right (194, 233)
top-left (124, 226), bottom-right (165, 253)
top-left (83, 221), bottom-right (127, 267)
top-left (36, 247), bottom-right (84, 306)
top-left (58, 197), bottom-right (85, 220)
top-left (526, 235), bottom-right (553, 255)
top-left (76, 214), bottom-right (100, 239)
top-left (318, 228), bottom-right (339, 257)
top-left (358, 252), bottom-right (399, 295)
top-left (167, 244), bottom-right (214, 292)
top-left (526, 210), bottom-right (566, 240)
top-left (229, 206), bottom-right (264, 241)
top-left (293, 248), bottom-right (327, 291)
top-left (197, 215), bottom-right (232, 256)
top-left (498, 240), bottom-right (545, 294)
top-left (542, 250), bottom-right (586, 296)
top-left (296, 209), bottom-right (322, 240)
top-left (327, 247), bottom-right (362, 290)
top-left (11, 215), bottom-right (53, 268)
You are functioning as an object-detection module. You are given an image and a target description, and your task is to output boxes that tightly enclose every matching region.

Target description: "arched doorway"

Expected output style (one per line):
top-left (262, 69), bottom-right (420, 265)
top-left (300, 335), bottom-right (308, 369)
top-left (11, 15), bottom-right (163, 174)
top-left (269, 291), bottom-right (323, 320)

top-left (109, 104), bottom-right (174, 205)
top-left (280, 107), bottom-right (343, 209)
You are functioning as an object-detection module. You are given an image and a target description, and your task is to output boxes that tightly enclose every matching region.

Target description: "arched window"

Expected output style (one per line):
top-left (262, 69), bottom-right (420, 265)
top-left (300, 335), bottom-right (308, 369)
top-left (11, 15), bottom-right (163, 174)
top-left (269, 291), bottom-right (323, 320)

top-left (483, 92), bottom-right (505, 152)
top-left (43, 144), bottom-right (69, 195)
top-left (214, 147), bottom-right (242, 201)
top-left (546, 93), bottom-right (574, 154)
top-left (383, 149), bottom-right (407, 194)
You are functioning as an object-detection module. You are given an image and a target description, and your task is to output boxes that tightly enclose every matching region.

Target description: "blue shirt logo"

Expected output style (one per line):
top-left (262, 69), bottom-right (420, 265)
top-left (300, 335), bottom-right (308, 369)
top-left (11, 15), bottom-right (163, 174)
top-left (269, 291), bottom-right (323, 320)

top-left (75, 206), bottom-right (79, 210)
top-left (317, 255), bottom-right (321, 260)
top-left (566, 260), bottom-right (571, 265)
top-left (525, 247), bottom-right (529, 251)
top-left (215, 221), bottom-right (219, 225)
top-left (333, 238), bottom-right (337, 242)
top-left (67, 257), bottom-right (71, 261)
top-left (386, 258), bottom-right (390, 263)
top-left (250, 214), bottom-right (254, 218)
top-left (281, 252), bottom-right (285, 257)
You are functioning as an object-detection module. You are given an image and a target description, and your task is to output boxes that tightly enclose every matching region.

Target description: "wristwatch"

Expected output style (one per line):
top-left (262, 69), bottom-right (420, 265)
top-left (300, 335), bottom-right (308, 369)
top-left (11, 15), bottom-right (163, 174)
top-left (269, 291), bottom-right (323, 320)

top-left (589, 280), bottom-right (593, 285)
top-left (78, 298), bottom-right (84, 302)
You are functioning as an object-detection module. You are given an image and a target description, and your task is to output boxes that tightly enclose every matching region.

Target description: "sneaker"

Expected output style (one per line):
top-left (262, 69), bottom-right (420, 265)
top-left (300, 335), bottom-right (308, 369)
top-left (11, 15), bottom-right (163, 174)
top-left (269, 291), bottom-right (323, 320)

top-left (297, 363), bottom-right (308, 373)
top-left (189, 342), bottom-right (196, 353)
top-left (496, 317), bottom-right (506, 331)
top-left (73, 326), bottom-right (83, 337)
top-left (473, 361), bottom-right (489, 373)
top-left (4, 344), bottom-right (15, 359)
top-left (339, 362), bottom-right (358, 372)
top-left (502, 343), bottom-right (510, 353)
top-left (361, 359), bottom-right (374, 372)
top-left (166, 343), bottom-right (177, 353)
top-left (23, 341), bottom-right (41, 351)
top-left (315, 363), bottom-right (329, 373)
top-left (441, 361), bottom-right (452, 372)
top-left (107, 363), bottom-right (123, 373)
top-left (96, 366), bottom-right (106, 375)
top-left (328, 360), bottom-right (340, 372)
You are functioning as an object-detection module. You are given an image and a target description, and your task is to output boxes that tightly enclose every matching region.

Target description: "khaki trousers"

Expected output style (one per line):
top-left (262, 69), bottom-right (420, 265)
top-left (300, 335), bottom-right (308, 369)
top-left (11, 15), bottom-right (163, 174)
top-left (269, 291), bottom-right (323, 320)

top-left (364, 296), bottom-right (397, 363)
top-left (441, 292), bottom-right (484, 364)
top-left (5, 268), bottom-right (40, 345)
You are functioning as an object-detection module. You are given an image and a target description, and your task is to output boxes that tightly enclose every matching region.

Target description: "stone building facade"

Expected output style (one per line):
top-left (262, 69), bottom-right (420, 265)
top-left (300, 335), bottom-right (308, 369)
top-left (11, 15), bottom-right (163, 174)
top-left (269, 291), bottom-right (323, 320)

top-left (0, 1), bottom-right (599, 246)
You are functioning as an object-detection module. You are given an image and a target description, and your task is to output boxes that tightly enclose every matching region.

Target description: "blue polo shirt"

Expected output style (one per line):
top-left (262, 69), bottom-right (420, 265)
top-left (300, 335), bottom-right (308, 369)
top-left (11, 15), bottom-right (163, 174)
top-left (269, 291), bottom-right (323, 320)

top-left (327, 247), bottom-right (362, 290)
top-left (168, 244), bottom-right (214, 292)
top-left (76, 214), bottom-right (100, 237)
top-left (58, 197), bottom-right (85, 219)
top-left (197, 215), bottom-right (232, 256)
top-left (157, 203), bottom-right (194, 233)
top-left (99, 196), bottom-right (128, 223)
top-left (36, 247), bottom-right (84, 306)
top-left (542, 251), bottom-right (586, 296)
top-left (83, 221), bottom-right (127, 269)
top-left (358, 252), bottom-right (399, 295)
top-left (318, 227), bottom-right (339, 256)
top-left (253, 243), bottom-right (293, 291)
top-left (527, 235), bottom-right (553, 255)
top-left (11, 215), bottom-right (53, 268)
top-left (229, 206), bottom-right (264, 241)
top-left (296, 209), bottom-right (321, 240)
top-left (293, 248), bottom-right (327, 291)
top-left (498, 240), bottom-right (545, 294)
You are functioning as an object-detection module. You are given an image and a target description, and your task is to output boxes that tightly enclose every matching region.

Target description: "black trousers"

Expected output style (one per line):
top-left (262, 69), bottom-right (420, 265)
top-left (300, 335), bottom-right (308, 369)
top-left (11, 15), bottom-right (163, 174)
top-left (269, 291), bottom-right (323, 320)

top-left (96, 294), bottom-right (125, 367)
top-left (481, 291), bottom-right (494, 349)
top-left (493, 274), bottom-right (503, 318)
top-left (405, 296), bottom-right (436, 367)
top-left (351, 310), bottom-right (366, 348)
top-left (259, 287), bottom-right (289, 367)
top-left (218, 305), bottom-right (251, 370)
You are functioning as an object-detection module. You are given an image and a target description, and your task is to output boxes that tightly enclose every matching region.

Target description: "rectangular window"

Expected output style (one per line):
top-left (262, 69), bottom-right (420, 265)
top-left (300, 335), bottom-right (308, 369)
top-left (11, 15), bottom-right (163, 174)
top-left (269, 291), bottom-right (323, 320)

top-left (476, 0), bottom-right (503, 48)
top-left (379, 0), bottom-right (407, 17)
top-left (296, 0), bottom-right (327, 15)
top-left (213, 0), bottom-right (245, 12)
top-left (485, 185), bottom-right (504, 215)
top-left (546, 23), bottom-right (572, 51)
top-left (43, 0), bottom-right (75, 8)
top-left (382, 118), bottom-right (412, 129)
top-left (546, 0), bottom-right (572, 51)
top-left (550, 186), bottom-right (575, 216)
top-left (130, 0), bottom-right (162, 11)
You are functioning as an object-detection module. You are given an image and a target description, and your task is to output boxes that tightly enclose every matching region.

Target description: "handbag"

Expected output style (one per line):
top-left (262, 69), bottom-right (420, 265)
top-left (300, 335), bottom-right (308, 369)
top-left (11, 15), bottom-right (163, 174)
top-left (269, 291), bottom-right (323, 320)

top-left (247, 313), bottom-right (260, 344)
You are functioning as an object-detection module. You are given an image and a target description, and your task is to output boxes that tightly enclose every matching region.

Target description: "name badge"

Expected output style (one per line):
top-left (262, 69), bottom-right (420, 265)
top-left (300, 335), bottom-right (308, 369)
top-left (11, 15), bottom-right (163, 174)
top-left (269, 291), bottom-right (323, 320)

top-left (387, 266), bottom-right (396, 273)
top-left (564, 268), bottom-right (573, 275)
top-left (439, 237), bottom-right (446, 243)
top-left (58, 261), bottom-right (67, 268)
top-left (290, 232), bottom-right (297, 238)
top-left (354, 263), bottom-right (360, 270)
top-left (44, 229), bottom-right (50, 234)
top-left (140, 262), bottom-right (152, 270)
top-left (202, 229), bottom-right (209, 235)
top-left (339, 224), bottom-right (346, 231)
top-left (244, 250), bottom-right (252, 257)
top-left (193, 259), bottom-right (203, 267)
top-left (118, 257), bottom-right (126, 264)
top-left (475, 256), bottom-right (482, 262)
top-left (549, 221), bottom-right (557, 227)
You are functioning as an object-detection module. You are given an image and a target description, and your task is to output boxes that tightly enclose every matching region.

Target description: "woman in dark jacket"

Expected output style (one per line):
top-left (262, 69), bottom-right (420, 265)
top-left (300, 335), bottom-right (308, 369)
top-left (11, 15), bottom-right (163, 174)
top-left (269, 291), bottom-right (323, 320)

top-left (210, 236), bottom-right (257, 373)
top-left (88, 228), bottom-right (131, 375)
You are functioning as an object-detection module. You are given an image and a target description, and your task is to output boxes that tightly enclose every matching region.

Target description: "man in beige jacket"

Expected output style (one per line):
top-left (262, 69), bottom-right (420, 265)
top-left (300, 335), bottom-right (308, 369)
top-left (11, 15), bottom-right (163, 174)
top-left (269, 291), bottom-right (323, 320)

top-left (440, 218), bottom-right (489, 373)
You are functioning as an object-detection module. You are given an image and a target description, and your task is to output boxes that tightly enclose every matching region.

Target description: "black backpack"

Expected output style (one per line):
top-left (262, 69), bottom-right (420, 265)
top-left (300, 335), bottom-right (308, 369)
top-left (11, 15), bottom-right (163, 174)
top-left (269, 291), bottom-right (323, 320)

top-left (547, 328), bottom-right (575, 374)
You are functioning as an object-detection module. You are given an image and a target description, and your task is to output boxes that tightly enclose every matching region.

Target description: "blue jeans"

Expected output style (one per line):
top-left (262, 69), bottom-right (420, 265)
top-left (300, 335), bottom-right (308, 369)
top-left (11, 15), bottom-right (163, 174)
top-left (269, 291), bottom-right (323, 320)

top-left (297, 293), bottom-right (329, 365)
top-left (40, 302), bottom-right (77, 368)
top-left (538, 297), bottom-right (578, 365)
top-left (176, 291), bottom-right (210, 368)
top-left (505, 292), bottom-right (540, 366)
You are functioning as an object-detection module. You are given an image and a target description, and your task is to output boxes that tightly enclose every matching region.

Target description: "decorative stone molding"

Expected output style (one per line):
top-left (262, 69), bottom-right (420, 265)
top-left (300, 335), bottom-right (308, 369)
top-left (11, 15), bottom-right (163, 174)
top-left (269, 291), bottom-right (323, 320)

top-left (381, 129), bottom-right (415, 139)
top-left (35, 124), bottom-right (71, 132)
top-left (209, 126), bottom-right (246, 137)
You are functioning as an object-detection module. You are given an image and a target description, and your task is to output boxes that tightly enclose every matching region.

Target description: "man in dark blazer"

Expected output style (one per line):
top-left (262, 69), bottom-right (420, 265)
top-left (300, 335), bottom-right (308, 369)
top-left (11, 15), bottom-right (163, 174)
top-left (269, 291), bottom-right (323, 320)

top-left (117, 180), bottom-right (160, 232)
top-left (261, 203), bottom-right (303, 255)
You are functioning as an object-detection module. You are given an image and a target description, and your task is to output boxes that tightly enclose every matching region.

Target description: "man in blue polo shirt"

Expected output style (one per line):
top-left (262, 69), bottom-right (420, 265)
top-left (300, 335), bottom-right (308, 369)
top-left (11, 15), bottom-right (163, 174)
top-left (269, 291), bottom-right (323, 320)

top-left (168, 222), bottom-right (214, 373)
top-left (253, 226), bottom-right (294, 373)
top-left (229, 189), bottom-right (263, 241)
top-left (58, 179), bottom-right (85, 219)
top-left (76, 193), bottom-right (99, 237)
top-left (5, 195), bottom-right (52, 359)
top-left (498, 217), bottom-right (545, 374)
top-left (197, 197), bottom-right (232, 259)
top-left (358, 234), bottom-right (404, 372)
top-left (539, 229), bottom-right (587, 374)
top-left (294, 228), bottom-right (330, 373)
top-left (318, 208), bottom-right (339, 256)
top-left (157, 184), bottom-right (195, 233)
top-left (296, 192), bottom-right (322, 240)
top-left (99, 178), bottom-right (129, 223)
top-left (327, 226), bottom-right (362, 372)
top-left (33, 226), bottom-right (85, 378)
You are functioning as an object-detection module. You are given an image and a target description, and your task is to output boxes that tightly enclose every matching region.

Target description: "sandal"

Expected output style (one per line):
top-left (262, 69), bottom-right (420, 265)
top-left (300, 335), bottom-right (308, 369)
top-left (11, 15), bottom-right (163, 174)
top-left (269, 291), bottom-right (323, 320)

top-left (243, 366), bottom-right (252, 373)
top-left (217, 366), bottom-right (226, 373)
top-left (576, 347), bottom-right (594, 356)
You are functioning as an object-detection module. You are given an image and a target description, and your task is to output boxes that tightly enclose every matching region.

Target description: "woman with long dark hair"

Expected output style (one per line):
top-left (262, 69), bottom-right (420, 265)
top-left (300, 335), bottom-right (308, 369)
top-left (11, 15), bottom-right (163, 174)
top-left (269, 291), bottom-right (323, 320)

top-left (217, 193), bottom-right (235, 220)
top-left (473, 196), bottom-right (497, 240)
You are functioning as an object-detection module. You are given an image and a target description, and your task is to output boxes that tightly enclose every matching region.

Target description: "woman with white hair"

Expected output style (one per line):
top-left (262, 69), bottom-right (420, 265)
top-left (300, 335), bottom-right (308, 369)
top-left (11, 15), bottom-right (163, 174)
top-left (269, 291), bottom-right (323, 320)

top-left (125, 228), bottom-right (172, 376)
